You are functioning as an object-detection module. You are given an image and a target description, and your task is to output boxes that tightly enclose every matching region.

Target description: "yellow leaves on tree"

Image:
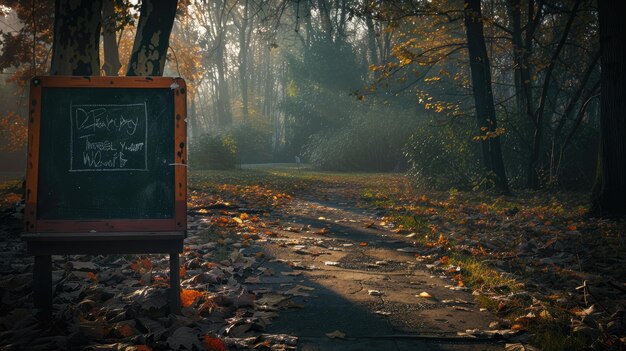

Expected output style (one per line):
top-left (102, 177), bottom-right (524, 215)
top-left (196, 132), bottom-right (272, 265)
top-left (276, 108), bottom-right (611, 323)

top-left (0, 112), bottom-right (27, 152)
top-left (472, 127), bottom-right (507, 142)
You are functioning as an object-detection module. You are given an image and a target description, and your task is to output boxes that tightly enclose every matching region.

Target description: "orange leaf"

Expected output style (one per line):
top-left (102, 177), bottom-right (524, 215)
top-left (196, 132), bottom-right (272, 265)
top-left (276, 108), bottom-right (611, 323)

top-left (117, 323), bottom-right (136, 337)
top-left (240, 213), bottom-right (249, 220)
top-left (134, 346), bottom-right (152, 351)
top-left (511, 323), bottom-right (527, 331)
top-left (141, 258), bottom-right (153, 270)
top-left (203, 336), bottom-right (227, 351)
top-left (566, 225), bottom-right (577, 231)
top-left (359, 242), bottom-right (368, 247)
top-left (86, 271), bottom-right (98, 282)
top-left (130, 261), bottom-right (141, 272)
top-left (439, 256), bottom-right (450, 265)
top-left (180, 266), bottom-right (187, 277)
top-left (180, 289), bottom-right (203, 308)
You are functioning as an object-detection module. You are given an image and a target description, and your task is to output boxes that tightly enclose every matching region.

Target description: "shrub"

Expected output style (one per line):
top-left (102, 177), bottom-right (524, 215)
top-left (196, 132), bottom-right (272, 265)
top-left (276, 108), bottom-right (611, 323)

top-left (230, 123), bottom-right (273, 164)
top-left (404, 118), bottom-right (482, 189)
top-left (189, 133), bottom-right (238, 170)
top-left (303, 107), bottom-right (416, 172)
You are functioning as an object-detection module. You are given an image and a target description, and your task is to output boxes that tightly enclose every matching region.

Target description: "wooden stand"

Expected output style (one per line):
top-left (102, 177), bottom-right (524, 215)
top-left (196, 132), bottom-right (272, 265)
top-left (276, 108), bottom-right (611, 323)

top-left (23, 232), bottom-right (185, 321)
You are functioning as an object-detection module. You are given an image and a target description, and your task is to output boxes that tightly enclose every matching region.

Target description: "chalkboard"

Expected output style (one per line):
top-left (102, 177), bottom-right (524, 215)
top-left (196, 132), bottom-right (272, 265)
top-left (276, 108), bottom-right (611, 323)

top-left (25, 77), bottom-right (187, 233)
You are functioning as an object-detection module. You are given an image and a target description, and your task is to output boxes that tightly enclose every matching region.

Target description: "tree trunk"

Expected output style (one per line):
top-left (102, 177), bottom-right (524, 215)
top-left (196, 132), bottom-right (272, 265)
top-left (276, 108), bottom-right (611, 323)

top-left (591, 0), bottom-right (626, 216)
top-left (317, 0), bottom-right (334, 42)
top-left (101, 0), bottom-right (121, 76)
top-left (508, 0), bottom-right (526, 120)
top-left (50, 0), bottom-right (103, 75)
top-left (215, 35), bottom-right (232, 128)
top-left (238, 1), bottom-right (250, 122)
top-left (126, 0), bottom-right (178, 76)
top-left (463, 0), bottom-right (509, 193)
top-left (365, 14), bottom-right (379, 66)
top-left (526, 0), bottom-right (580, 188)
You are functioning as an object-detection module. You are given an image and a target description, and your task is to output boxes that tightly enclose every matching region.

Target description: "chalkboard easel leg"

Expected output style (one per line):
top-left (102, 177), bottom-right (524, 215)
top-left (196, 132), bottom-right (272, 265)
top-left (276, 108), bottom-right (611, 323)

top-left (169, 252), bottom-right (181, 314)
top-left (33, 255), bottom-right (52, 322)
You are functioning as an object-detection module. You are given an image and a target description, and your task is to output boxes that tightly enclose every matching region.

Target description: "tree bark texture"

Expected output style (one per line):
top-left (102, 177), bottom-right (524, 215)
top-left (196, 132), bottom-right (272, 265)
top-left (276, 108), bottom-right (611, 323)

top-left (463, 0), bottom-right (509, 193)
top-left (592, 0), bottom-right (626, 216)
top-left (126, 0), bottom-right (178, 76)
top-left (50, 0), bottom-right (103, 76)
top-left (101, 0), bottom-right (121, 76)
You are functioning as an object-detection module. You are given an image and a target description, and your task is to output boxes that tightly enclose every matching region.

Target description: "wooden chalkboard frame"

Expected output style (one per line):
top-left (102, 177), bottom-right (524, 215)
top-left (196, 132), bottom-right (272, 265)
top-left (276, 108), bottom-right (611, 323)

top-left (25, 76), bottom-right (187, 233)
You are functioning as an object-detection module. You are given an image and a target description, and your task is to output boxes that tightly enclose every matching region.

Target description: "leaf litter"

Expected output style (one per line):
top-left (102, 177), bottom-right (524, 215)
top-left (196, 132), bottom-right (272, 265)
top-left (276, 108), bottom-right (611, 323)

top-left (1, 171), bottom-right (625, 350)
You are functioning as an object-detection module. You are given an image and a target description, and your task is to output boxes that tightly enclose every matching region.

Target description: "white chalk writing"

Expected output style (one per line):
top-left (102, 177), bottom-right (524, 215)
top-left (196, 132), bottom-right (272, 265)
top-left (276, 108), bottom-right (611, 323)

top-left (69, 103), bottom-right (148, 172)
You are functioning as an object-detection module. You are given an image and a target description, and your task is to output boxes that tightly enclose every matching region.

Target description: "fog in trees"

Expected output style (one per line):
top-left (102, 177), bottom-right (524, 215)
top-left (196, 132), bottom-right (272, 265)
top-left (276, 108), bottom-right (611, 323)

top-left (0, 0), bottom-right (622, 214)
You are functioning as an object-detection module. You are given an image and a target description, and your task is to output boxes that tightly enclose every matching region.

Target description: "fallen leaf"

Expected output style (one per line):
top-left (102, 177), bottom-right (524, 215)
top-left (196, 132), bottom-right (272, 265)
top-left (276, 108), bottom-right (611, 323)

top-left (86, 271), bottom-right (98, 283)
top-left (180, 289), bottom-right (203, 308)
top-left (234, 290), bottom-right (256, 307)
top-left (167, 327), bottom-right (202, 350)
top-left (418, 291), bottom-right (433, 298)
top-left (368, 290), bottom-right (384, 296)
top-left (203, 336), bottom-right (227, 351)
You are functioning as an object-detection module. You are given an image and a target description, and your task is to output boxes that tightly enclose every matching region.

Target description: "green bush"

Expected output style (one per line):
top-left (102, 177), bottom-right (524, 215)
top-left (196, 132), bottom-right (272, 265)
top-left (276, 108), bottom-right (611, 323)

top-left (230, 123), bottom-right (273, 164)
top-left (303, 107), bottom-right (416, 172)
top-left (189, 133), bottom-right (238, 170)
top-left (404, 118), bottom-right (482, 189)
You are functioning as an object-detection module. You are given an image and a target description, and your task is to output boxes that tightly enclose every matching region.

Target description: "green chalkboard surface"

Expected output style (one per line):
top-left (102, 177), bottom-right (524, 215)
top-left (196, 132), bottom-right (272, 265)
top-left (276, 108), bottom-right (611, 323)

top-left (37, 87), bottom-right (174, 220)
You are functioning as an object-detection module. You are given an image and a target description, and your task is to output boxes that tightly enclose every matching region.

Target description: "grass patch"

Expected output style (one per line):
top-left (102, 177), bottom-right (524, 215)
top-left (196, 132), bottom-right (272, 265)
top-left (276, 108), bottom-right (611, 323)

top-left (531, 319), bottom-right (590, 351)
top-left (451, 255), bottom-right (520, 293)
top-left (390, 213), bottom-right (429, 233)
top-left (361, 188), bottom-right (396, 208)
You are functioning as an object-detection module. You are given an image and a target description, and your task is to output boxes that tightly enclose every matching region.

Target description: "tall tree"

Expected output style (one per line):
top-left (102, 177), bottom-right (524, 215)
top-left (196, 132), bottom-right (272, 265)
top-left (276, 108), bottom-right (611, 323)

top-left (233, 1), bottom-right (253, 122)
top-left (525, 0), bottom-right (581, 188)
top-left (101, 0), bottom-right (121, 76)
top-left (50, 0), bottom-right (103, 75)
top-left (126, 0), bottom-right (178, 76)
top-left (591, 0), bottom-right (626, 216)
top-left (463, 0), bottom-right (509, 193)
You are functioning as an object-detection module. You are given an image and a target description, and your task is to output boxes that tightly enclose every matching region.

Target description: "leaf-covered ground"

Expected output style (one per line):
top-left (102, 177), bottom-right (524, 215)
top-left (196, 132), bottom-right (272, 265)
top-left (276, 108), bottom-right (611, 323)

top-left (0, 166), bottom-right (624, 350)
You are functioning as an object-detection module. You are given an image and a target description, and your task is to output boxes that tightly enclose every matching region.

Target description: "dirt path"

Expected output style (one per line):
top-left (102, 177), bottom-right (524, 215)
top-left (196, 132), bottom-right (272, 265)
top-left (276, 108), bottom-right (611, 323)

top-left (8, 169), bottom-right (599, 350)
top-left (240, 184), bottom-right (508, 350)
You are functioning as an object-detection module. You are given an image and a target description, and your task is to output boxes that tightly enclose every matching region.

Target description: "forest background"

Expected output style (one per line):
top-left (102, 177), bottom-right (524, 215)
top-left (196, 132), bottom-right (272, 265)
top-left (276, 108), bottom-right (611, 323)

top-left (0, 0), bottom-right (621, 211)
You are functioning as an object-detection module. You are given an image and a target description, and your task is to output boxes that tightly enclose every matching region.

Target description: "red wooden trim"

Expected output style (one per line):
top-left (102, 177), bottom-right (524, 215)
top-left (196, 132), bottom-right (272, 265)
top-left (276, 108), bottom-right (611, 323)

top-left (38, 76), bottom-right (182, 89)
top-left (25, 78), bottom-right (42, 233)
top-left (35, 219), bottom-right (179, 233)
top-left (27, 76), bottom-right (187, 233)
top-left (23, 231), bottom-right (185, 241)
top-left (173, 78), bottom-right (187, 231)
